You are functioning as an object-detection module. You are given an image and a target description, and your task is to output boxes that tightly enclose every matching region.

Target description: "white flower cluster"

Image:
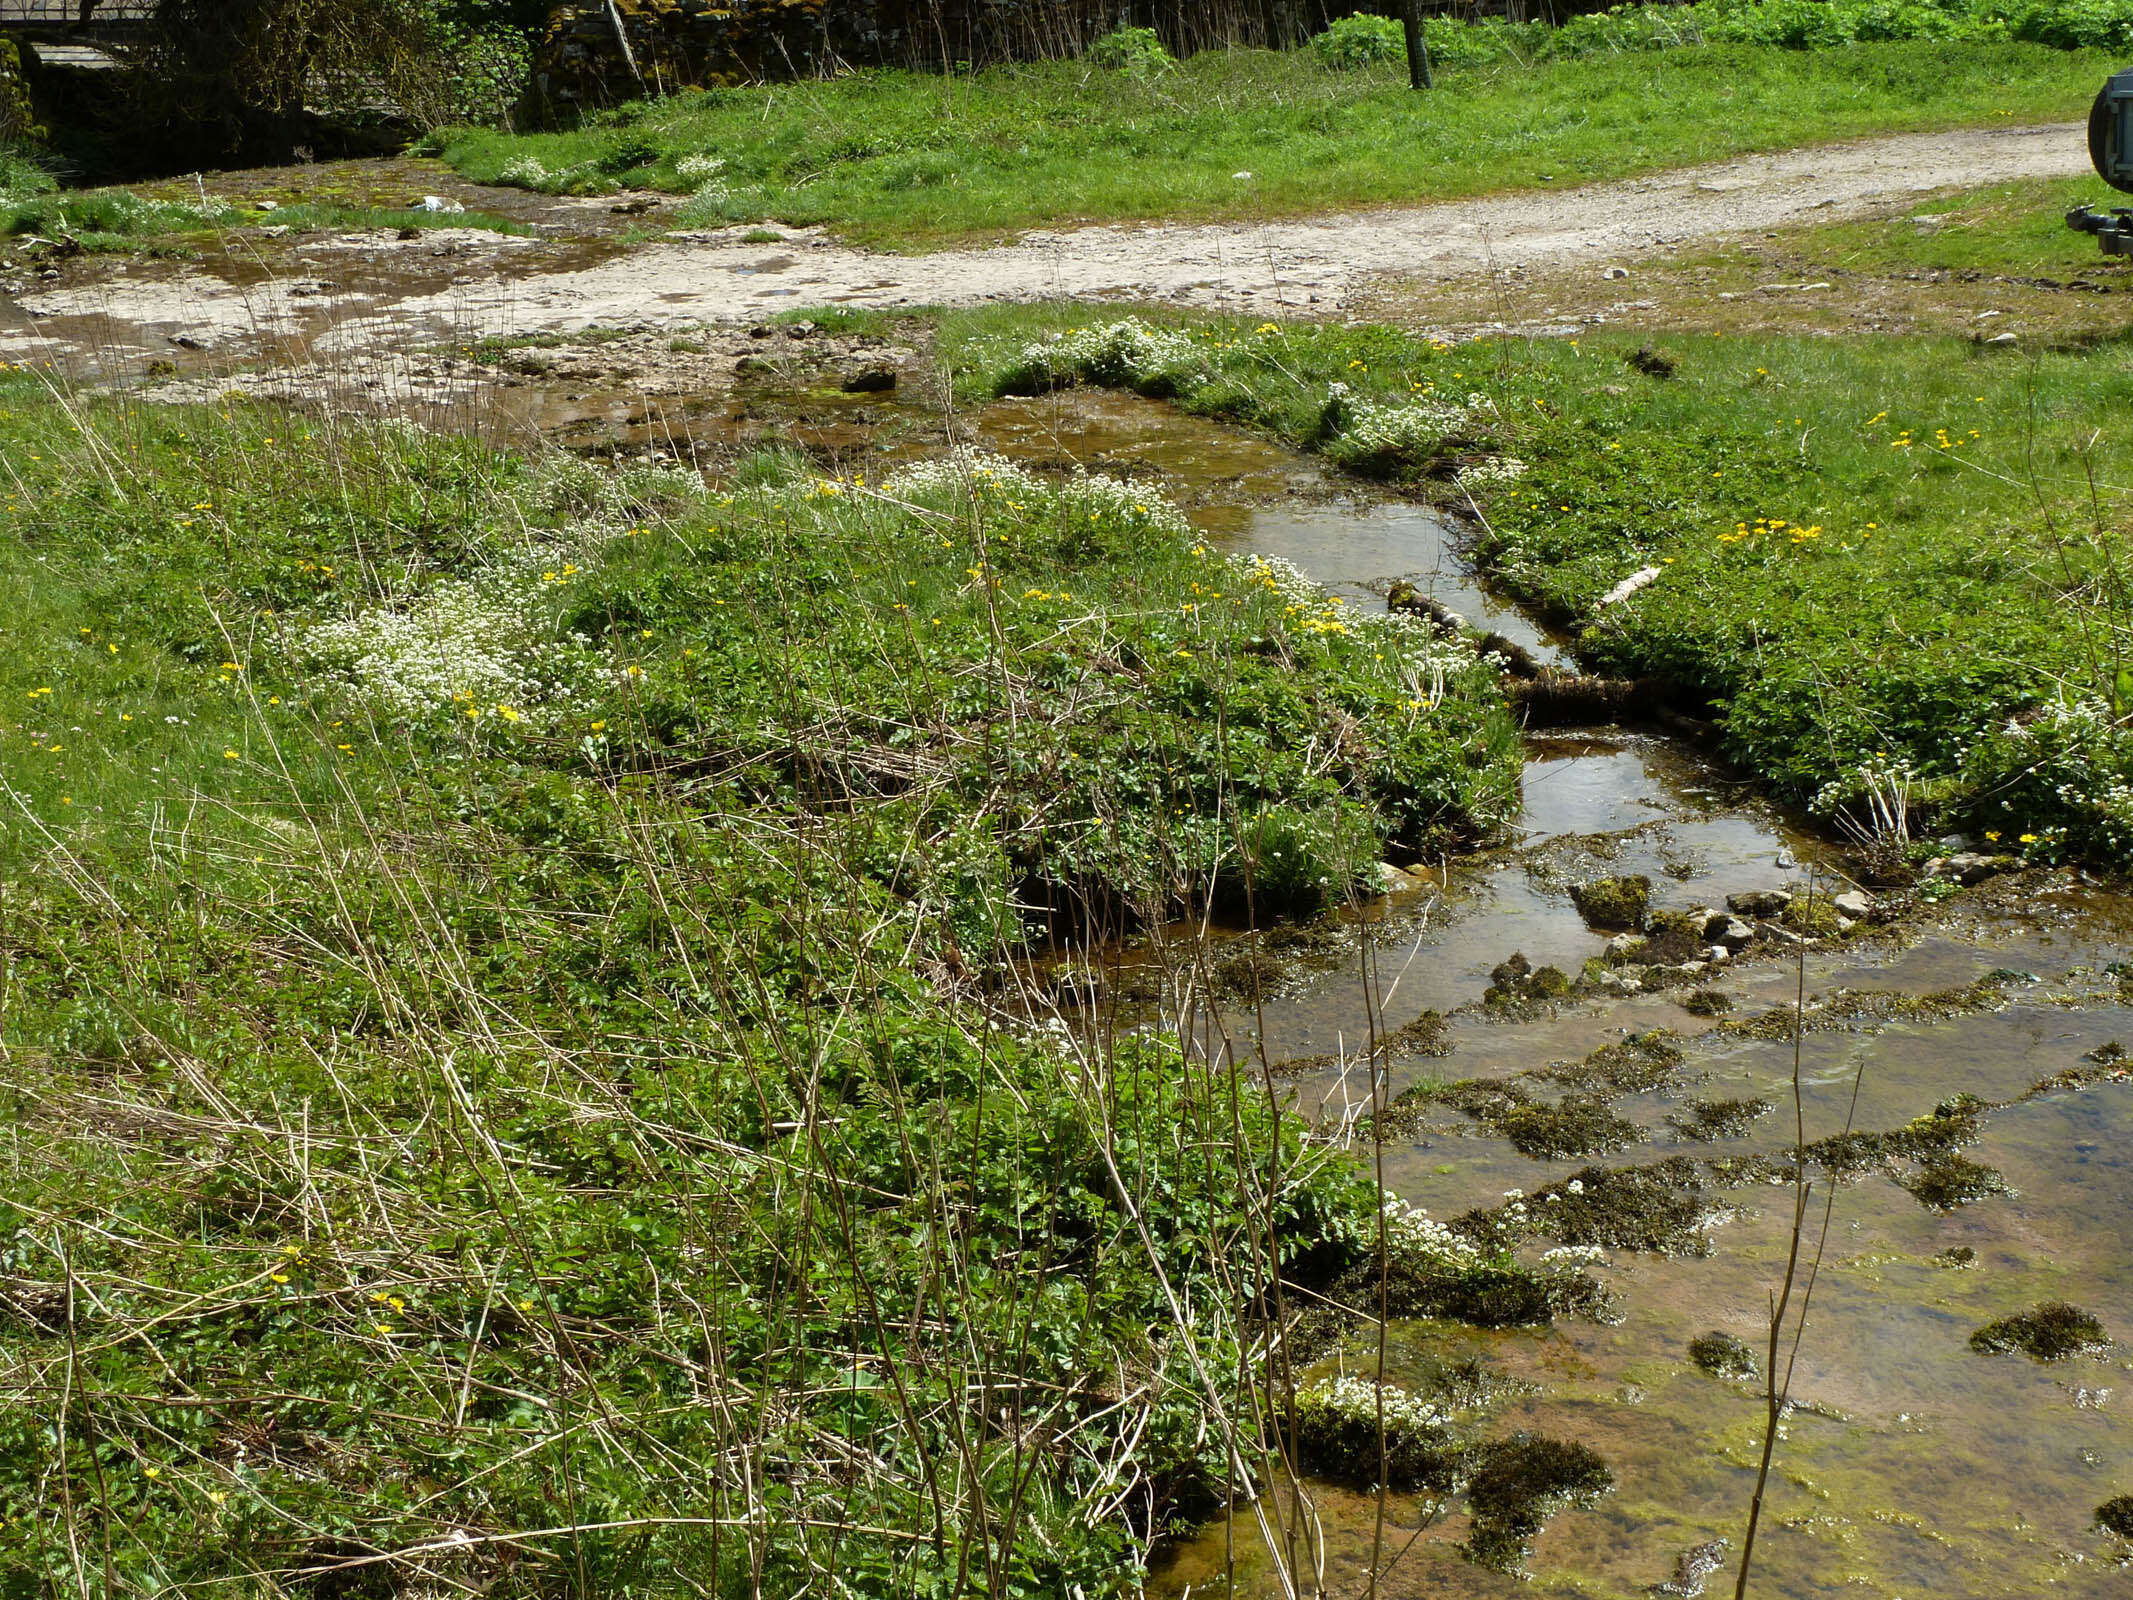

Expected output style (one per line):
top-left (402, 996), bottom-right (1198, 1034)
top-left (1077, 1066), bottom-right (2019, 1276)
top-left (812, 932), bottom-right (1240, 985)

top-left (1540, 1244), bottom-right (1609, 1266)
top-left (1455, 455), bottom-right (1528, 488)
top-left (1005, 317), bottom-right (1210, 392)
top-left (675, 153), bottom-right (730, 203)
top-left (302, 547), bottom-right (597, 721)
top-left (496, 154), bottom-right (603, 194)
top-left (1297, 1374), bottom-right (1454, 1437)
top-left (1382, 1197), bottom-right (1483, 1270)
top-left (1323, 388), bottom-right (1472, 469)
top-left (884, 452), bottom-right (1194, 539)
top-left (884, 451), bottom-right (1048, 505)
top-left (1052, 469), bottom-right (1193, 538)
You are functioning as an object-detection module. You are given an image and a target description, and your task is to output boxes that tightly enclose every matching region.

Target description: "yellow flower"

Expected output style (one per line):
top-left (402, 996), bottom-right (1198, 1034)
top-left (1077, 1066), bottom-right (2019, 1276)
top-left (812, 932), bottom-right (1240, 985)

top-left (270, 1273), bottom-right (289, 1284)
top-left (223, 749), bottom-right (239, 760)
top-left (2019, 833), bottom-right (2038, 844)
top-left (1985, 830), bottom-right (2000, 842)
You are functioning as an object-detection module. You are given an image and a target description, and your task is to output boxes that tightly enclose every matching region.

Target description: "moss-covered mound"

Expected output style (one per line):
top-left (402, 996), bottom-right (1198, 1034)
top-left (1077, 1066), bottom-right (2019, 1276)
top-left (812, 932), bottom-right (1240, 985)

top-left (1970, 1302), bottom-right (2110, 1361)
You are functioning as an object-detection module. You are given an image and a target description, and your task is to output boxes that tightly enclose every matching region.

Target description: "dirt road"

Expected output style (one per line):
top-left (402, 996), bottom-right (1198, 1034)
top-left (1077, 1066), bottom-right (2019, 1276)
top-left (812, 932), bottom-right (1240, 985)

top-left (1, 120), bottom-right (2089, 369)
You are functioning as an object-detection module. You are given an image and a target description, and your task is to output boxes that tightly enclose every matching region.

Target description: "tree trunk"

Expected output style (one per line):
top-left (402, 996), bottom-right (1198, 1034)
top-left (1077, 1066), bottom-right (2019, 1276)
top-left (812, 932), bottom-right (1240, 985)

top-left (1403, 1), bottom-right (1432, 89)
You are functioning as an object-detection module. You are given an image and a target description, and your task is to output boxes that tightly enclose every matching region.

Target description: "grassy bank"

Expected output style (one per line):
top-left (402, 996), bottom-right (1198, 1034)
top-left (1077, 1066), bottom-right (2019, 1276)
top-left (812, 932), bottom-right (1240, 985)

top-left (436, 39), bottom-right (2108, 249)
top-left (0, 388), bottom-right (1594, 1595)
top-left (950, 309), bottom-right (2133, 867)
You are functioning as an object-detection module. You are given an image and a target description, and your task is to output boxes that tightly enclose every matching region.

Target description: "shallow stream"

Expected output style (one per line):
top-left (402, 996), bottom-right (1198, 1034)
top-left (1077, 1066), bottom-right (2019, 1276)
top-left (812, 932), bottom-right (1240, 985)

top-left (970, 388), bottom-right (2133, 1597)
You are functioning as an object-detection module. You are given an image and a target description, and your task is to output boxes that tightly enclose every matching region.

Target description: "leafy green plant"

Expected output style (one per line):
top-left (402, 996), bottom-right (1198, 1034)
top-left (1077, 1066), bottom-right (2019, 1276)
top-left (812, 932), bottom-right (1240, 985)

top-left (1311, 12), bottom-right (1407, 69)
top-left (1087, 23), bottom-right (1176, 74)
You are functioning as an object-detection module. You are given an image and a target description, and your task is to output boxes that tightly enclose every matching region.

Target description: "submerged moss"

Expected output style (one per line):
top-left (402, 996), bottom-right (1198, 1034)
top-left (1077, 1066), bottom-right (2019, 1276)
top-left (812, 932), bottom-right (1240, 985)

top-left (1681, 987), bottom-right (1734, 1017)
top-left (1899, 1153), bottom-right (2011, 1210)
top-left (1522, 1158), bottom-right (1722, 1256)
top-left (1543, 1030), bottom-right (1684, 1093)
top-left (1569, 875), bottom-right (1650, 931)
top-left (2098, 1495), bottom-right (2133, 1540)
top-left (1460, 1433), bottom-right (1613, 1574)
top-left (1933, 1245), bottom-right (1978, 1269)
top-left (1687, 1330), bottom-right (1759, 1380)
top-left (1970, 1301), bottom-right (2110, 1361)
top-left (1668, 1096), bottom-right (1774, 1141)
top-left (1807, 1095), bottom-right (1986, 1175)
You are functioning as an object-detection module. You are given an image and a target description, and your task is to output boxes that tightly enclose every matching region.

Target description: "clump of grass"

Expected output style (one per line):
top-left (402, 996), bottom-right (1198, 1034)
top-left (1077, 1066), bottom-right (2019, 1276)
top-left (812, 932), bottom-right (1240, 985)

top-left (1460, 1433), bottom-right (1613, 1574)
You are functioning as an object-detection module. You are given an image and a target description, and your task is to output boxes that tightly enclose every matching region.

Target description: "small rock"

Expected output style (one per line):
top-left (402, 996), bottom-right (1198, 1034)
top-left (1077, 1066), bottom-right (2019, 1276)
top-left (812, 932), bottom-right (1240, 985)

top-left (1775, 850), bottom-right (1797, 869)
top-left (785, 320), bottom-right (818, 339)
top-left (1944, 851), bottom-right (2001, 886)
top-left (167, 333), bottom-right (209, 350)
top-left (395, 226), bottom-right (420, 241)
top-left (1377, 861), bottom-right (1428, 894)
top-left (1983, 332), bottom-right (2019, 347)
top-left (1602, 265), bottom-right (1630, 280)
top-left (1726, 889), bottom-right (1790, 918)
top-left (734, 355), bottom-right (774, 375)
top-left (841, 364), bottom-right (899, 393)
top-left (419, 194), bottom-right (465, 214)
top-left (1704, 945), bottom-right (1730, 964)
top-left (1832, 889), bottom-right (1873, 919)
top-left (749, 324), bottom-right (775, 339)
top-left (1606, 932), bottom-right (1649, 961)
top-left (1939, 833), bottom-right (1973, 851)
top-left (1706, 915), bottom-right (1755, 951)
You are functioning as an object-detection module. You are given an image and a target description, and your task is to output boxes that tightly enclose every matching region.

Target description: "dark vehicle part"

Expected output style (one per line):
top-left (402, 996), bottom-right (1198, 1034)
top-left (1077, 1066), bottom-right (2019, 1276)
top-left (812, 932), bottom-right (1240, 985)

top-left (2068, 68), bottom-right (2133, 252)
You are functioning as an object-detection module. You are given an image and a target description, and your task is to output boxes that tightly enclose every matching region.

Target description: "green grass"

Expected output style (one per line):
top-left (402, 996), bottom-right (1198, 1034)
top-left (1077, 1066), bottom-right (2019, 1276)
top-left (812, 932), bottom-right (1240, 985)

top-left (436, 40), bottom-right (2112, 249)
top-left (1754, 173), bottom-right (2133, 278)
top-left (0, 386), bottom-right (1585, 1596)
top-left (950, 308), bottom-right (2133, 866)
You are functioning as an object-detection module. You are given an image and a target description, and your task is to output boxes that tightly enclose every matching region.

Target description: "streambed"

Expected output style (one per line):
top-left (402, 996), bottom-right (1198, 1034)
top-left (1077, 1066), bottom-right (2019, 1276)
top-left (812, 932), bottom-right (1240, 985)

top-left (965, 388), bottom-right (2133, 1596)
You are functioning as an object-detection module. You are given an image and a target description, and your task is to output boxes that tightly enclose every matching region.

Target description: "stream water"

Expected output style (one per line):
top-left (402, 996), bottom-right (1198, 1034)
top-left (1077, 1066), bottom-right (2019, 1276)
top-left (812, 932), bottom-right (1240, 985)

top-left (966, 387), bottom-right (2133, 1597)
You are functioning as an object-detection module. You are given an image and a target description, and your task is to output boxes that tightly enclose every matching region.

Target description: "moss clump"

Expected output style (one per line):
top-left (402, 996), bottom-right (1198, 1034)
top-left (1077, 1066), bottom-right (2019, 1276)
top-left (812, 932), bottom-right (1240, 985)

top-left (1899, 1153), bottom-right (2011, 1211)
top-left (1542, 1030), bottom-right (1683, 1093)
top-left (1460, 1433), bottom-right (1613, 1574)
top-left (1682, 987), bottom-right (1734, 1016)
top-left (2098, 1496), bottom-right (2133, 1540)
top-left (1688, 1330), bottom-right (1759, 1379)
top-left (1933, 1245), bottom-right (1978, 1268)
top-left (1484, 951), bottom-right (1575, 1008)
top-left (1570, 875), bottom-right (1651, 931)
top-left (1440, 1077), bottom-right (1646, 1159)
top-left (1344, 1202), bottom-right (1616, 1328)
top-left (1527, 1158), bottom-right (1721, 1256)
top-left (1667, 1096), bottom-right (1773, 1141)
top-left (1807, 1095), bottom-right (1986, 1175)
top-left (1495, 1097), bottom-right (1646, 1160)
top-left (1970, 1301), bottom-right (2110, 1361)
top-left (1779, 891), bottom-right (1842, 937)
